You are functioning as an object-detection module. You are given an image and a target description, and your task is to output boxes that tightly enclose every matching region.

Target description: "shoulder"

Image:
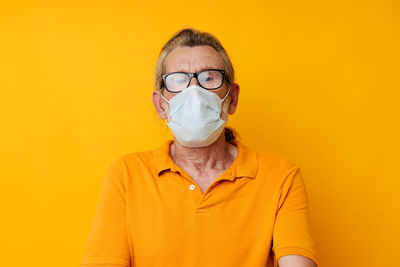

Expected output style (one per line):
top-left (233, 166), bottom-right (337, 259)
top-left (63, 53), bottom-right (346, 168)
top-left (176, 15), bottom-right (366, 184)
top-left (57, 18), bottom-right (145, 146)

top-left (251, 148), bottom-right (306, 195)
top-left (120, 149), bottom-right (155, 165)
top-left (256, 149), bottom-right (300, 172)
top-left (116, 148), bottom-right (157, 172)
top-left (238, 141), bottom-right (301, 183)
top-left (237, 140), bottom-right (300, 171)
top-left (106, 146), bottom-right (159, 175)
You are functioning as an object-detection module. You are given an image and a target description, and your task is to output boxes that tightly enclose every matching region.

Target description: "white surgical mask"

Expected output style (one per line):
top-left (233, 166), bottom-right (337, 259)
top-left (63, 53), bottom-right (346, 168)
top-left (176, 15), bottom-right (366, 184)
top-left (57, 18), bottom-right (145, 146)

top-left (161, 85), bottom-right (230, 148)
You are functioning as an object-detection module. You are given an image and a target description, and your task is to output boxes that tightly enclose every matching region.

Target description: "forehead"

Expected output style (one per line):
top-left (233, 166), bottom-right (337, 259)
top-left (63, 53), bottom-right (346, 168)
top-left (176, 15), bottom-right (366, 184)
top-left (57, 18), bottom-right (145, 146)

top-left (164, 45), bottom-right (224, 73)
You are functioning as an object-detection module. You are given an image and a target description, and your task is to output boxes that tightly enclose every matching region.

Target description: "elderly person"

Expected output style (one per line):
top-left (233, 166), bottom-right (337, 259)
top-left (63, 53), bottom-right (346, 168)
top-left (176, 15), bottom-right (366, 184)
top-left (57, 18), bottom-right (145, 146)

top-left (80, 28), bottom-right (319, 267)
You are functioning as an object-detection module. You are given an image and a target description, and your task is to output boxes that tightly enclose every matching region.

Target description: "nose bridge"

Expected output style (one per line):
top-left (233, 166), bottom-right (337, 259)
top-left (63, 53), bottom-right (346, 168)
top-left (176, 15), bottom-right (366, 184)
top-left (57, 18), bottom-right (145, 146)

top-left (188, 73), bottom-right (199, 87)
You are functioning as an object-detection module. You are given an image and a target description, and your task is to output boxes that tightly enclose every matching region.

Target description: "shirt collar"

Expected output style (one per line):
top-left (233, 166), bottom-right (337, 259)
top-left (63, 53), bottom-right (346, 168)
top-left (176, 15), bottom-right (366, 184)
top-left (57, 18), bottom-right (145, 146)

top-left (153, 139), bottom-right (258, 179)
top-left (231, 139), bottom-right (258, 179)
top-left (153, 139), bottom-right (174, 176)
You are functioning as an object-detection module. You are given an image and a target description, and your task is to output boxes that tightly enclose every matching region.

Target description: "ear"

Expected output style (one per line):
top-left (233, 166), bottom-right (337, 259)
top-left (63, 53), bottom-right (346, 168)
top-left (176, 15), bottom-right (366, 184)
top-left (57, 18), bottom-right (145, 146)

top-left (227, 83), bottom-right (240, 115)
top-left (152, 91), bottom-right (168, 120)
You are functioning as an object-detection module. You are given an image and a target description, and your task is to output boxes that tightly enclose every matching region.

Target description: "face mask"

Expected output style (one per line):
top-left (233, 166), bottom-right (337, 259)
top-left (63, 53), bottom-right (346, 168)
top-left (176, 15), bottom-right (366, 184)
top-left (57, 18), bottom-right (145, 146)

top-left (161, 85), bottom-right (231, 148)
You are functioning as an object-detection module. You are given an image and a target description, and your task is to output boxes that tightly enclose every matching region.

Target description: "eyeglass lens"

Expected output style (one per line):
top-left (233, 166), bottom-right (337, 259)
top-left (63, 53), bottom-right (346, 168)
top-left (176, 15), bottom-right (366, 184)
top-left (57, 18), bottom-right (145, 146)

top-left (165, 70), bottom-right (223, 92)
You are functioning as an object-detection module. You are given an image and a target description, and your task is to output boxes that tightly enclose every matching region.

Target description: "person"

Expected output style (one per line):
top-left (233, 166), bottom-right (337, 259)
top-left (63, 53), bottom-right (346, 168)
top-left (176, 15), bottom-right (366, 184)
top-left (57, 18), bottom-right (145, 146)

top-left (80, 28), bottom-right (319, 267)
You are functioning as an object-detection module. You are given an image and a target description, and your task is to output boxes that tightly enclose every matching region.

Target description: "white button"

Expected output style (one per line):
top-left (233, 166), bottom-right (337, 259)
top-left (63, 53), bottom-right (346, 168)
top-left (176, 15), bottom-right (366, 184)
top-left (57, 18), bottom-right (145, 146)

top-left (189, 184), bottom-right (195, 190)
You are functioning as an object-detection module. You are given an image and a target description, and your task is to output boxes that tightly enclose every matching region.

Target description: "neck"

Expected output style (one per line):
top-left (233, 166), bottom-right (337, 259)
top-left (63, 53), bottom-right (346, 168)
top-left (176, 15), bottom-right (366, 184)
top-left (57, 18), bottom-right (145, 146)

top-left (170, 133), bottom-right (237, 172)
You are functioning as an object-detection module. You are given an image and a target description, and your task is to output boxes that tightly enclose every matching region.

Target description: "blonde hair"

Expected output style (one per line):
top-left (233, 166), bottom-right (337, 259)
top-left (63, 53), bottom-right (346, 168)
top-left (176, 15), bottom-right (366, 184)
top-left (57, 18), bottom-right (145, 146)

top-left (154, 28), bottom-right (238, 142)
top-left (154, 28), bottom-right (235, 93)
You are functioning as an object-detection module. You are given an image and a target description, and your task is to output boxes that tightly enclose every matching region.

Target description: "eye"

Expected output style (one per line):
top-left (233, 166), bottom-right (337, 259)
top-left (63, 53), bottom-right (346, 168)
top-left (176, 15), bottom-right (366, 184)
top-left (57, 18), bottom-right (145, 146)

top-left (175, 78), bottom-right (187, 84)
top-left (199, 72), bottom-right (215, 83)
top-left (167, 73), bottom-right (189, 85)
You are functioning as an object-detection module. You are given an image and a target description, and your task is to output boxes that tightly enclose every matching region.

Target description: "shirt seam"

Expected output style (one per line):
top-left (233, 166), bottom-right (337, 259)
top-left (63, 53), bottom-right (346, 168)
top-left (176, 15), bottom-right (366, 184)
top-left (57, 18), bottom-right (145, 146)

top-left (274, 245), bottom-right (316, 251)
top-left (80, 264), bottom-right (129, 266)
top-left (274, 246), bottom-right (319, 265)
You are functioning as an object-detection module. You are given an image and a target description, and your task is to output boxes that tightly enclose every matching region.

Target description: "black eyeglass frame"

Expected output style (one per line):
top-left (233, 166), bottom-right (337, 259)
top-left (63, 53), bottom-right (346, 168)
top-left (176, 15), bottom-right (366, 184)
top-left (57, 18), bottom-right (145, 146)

top-left (161, 68), bottom-right (226, 93)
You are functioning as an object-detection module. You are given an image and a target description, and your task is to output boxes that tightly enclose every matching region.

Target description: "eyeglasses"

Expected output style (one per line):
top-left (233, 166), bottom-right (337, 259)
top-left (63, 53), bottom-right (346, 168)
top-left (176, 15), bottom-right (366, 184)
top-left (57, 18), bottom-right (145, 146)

top-left (161, 69), bottom-right (225, 93)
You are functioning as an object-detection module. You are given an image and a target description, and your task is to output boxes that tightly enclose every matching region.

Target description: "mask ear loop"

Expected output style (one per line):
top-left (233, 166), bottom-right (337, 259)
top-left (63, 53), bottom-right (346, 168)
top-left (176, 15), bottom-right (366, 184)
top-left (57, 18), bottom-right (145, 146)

top-left (221, 87), bottom-right (231, 102)
top-left (160, 93), bottom-right (171, 124)
top-left (219, 87), bottom-right (232, 122)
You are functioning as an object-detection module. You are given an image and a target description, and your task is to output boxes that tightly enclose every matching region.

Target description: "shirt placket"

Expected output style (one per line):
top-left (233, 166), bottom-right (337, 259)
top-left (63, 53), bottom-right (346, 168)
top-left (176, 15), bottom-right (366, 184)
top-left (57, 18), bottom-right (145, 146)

top-left (172, 163), bottom-right (237, 215)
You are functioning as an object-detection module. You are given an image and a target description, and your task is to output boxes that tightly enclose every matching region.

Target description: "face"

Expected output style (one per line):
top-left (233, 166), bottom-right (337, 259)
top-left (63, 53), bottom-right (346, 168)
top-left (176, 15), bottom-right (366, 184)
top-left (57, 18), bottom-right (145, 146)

top-left (163, 45), bottom-right (228, 100)
top-left (152, 45), bottom-right (240, 120)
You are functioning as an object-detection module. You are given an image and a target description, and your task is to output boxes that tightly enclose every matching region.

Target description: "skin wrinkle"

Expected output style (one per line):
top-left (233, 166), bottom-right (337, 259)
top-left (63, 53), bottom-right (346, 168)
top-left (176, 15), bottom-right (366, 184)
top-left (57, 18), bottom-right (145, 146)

top-left (80, 28), bottom-right (318, 267)
top-left (153, 44), bottom-right (317, 266)
top-left (153, 45), bottom-right (240, 193)
top-left (170, 132), bottom-right (237, 173)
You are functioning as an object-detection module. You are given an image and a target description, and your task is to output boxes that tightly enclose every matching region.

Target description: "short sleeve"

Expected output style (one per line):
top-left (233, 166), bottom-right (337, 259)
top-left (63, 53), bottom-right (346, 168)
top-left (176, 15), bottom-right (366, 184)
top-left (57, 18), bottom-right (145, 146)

top-left (272, 166), bottom-right (319, 267)
top-left (80, 157), bottom-right (131, 267)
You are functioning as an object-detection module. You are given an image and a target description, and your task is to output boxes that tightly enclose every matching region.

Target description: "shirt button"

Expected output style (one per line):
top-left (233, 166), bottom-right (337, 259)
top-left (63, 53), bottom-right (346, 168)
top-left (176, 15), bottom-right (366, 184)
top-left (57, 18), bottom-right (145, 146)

top-left (189, 184), bottom-right (195, 190)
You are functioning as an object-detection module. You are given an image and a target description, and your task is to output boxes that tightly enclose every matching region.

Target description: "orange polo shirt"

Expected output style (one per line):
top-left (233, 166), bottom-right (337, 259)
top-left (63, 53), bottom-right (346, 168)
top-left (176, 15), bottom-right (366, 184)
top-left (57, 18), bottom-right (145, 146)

top-left (80, 139), bottom-right (319, 267)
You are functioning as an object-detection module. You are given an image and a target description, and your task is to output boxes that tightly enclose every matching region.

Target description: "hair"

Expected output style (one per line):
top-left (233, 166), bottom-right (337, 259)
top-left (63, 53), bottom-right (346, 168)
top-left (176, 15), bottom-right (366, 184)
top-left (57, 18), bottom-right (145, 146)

top-left (154, 28), bottom-right (238, 142)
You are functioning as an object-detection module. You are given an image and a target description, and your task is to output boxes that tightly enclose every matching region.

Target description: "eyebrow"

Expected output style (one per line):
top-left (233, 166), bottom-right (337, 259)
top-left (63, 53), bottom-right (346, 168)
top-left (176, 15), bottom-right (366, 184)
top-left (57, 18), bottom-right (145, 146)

top-left (168, 66), bottom-right (221, 73)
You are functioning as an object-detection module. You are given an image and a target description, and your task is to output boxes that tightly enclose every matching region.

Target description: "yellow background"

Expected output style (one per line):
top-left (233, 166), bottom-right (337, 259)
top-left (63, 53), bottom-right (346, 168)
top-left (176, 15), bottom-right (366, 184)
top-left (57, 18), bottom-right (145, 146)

top-left (1, 0), bottom-right (399, 266)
